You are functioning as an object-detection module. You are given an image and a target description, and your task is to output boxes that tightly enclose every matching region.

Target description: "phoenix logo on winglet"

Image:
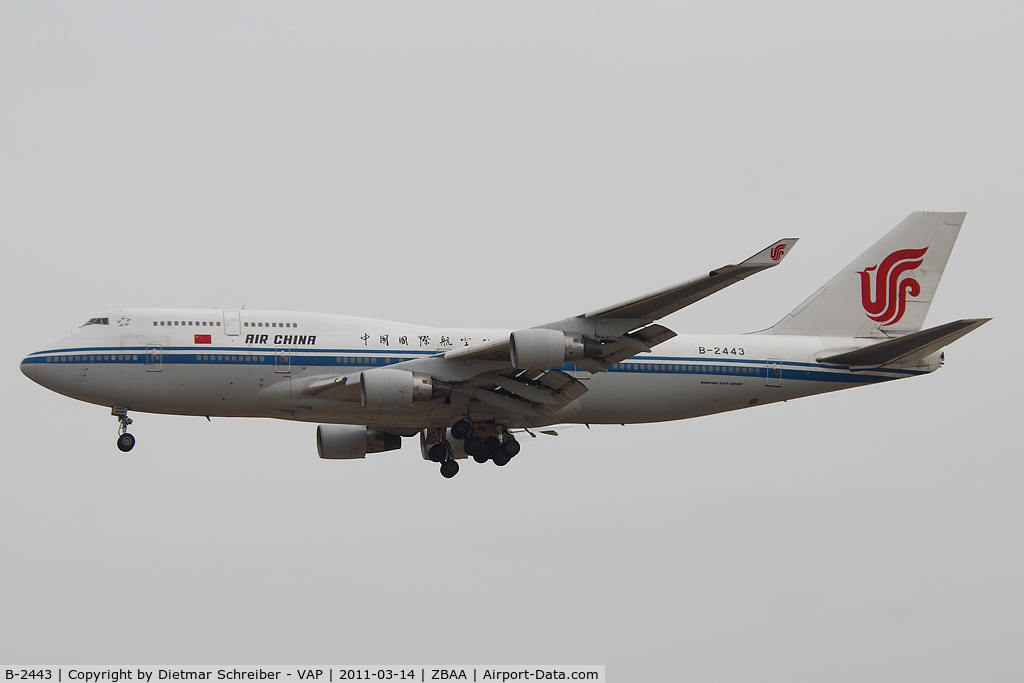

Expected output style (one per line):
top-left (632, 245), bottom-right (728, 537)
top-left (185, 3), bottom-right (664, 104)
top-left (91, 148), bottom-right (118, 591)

top-left (770, 244), bottom-right (786, 261)
top-left (858, 247), bottom-right (928, 326)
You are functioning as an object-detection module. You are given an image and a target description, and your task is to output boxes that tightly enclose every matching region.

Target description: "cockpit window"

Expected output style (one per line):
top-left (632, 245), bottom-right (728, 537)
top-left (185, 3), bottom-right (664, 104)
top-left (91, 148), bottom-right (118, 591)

top-left (80, 318), bottom-right (109, 327)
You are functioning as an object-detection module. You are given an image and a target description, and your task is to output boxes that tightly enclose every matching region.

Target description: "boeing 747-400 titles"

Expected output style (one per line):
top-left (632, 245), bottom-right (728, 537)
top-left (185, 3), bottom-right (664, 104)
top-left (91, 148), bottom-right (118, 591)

top-left (21, 212), bottom-right (989, 477)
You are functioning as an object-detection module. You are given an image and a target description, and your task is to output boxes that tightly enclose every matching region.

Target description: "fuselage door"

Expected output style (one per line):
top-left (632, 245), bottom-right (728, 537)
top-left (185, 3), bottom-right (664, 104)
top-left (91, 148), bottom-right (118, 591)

top-left (275, 346), bottom-right (291, 373)
top-left (223, 311), bottom-right (241, 336)
top-left (146, 344), bottom-right (163, 372)
top-left (766, 357), bottom-right (782, 387)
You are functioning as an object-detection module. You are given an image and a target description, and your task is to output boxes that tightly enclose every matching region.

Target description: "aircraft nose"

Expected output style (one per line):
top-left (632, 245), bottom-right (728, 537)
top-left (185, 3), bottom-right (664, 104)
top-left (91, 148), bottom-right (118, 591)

top-left (20, 356), bottom-right (37, 382)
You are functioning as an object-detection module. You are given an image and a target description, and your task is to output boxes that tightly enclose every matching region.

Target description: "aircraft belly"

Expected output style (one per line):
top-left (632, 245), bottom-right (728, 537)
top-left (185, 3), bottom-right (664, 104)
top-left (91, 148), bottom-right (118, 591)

top-left (52, 361), bottom-right (268, 418)
top-left (572, 369), bottom-right (875, 424)
top-left (585, 374), bottom-right (675, 422)
top-left (125, 364), bottom-right (253, 416)
top-left (32, 362), bottom-right (118, 408)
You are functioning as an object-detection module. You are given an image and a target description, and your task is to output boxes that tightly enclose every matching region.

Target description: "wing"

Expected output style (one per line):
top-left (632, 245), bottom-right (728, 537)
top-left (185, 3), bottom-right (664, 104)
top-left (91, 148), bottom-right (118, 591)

top-left (584, 238), bottom-right (798, 320)
top-left (292, 237), bottom-right (797, 423)
top-left (443, 236), bottom-right (797, 365)
top-left (542, 237), bottom-right (797, 338)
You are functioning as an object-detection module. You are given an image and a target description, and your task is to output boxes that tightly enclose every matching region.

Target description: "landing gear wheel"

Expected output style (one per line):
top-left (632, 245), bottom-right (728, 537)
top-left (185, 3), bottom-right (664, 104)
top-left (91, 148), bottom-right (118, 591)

top-left (440, 459), bottom-right (459, 478)
top-left (493, 452), bottom-right (511, 467)
top-left (428, 442), bottom-right (448, 463)
top-left (483, 436), bottom-right (502, 458)
top-left (473, 453), bottom-right (489, 464)
top-left (117, 433), bottom-right (136, 452)
top-left (451, 419), bottom-right (472, 440)
top-left (112, 406), bottom-right (134, 452)
top-left (464, 436), bottom-right (483, 457)
top-left (501, 438), bottom-right (521, 458)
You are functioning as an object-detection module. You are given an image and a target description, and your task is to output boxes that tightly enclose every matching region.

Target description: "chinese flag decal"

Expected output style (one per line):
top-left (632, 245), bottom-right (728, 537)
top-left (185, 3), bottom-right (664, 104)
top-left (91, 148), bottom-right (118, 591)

top-left (194, 334), bottom-right (212, 344)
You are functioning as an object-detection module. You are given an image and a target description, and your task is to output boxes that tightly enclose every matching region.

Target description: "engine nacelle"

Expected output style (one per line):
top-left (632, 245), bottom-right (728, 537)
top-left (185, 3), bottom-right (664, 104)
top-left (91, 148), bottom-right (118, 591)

top-left (360, 368), bottom-right (441, 408)
top-left (509, 329), bottom-right (602, 369)
top-left (317, 424), bottom-right (402, 459)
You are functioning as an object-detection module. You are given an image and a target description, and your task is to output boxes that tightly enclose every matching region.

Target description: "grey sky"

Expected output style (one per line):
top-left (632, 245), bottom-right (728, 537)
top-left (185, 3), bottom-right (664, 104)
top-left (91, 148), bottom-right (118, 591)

top-left (1, 2), bottom-right (1021, 679)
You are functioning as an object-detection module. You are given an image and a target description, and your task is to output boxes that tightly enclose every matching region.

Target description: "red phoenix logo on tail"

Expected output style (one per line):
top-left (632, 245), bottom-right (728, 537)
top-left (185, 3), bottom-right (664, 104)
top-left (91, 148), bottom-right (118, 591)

top-left (858, 247), bottom-right (928, 326)
top-left (770, 244), bottom-right (786, 261)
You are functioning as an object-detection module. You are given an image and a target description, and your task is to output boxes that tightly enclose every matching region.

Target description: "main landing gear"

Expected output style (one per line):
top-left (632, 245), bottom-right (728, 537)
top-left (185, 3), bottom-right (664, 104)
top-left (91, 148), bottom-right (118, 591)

top-left (112, 406), bottom-right (135, 452)
top-left (440, 459), bottom-right (459, 479)
top-left (451, 419), bottom-right (520, 468)
top-left (425, 420), bottom-right (522, 478)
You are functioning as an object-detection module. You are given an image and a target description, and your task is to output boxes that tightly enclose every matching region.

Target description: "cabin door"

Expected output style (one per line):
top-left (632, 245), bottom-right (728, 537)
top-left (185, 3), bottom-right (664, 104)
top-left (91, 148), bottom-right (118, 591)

top-left (146, 344), bottom-right (163, 372)
top-left (275, 347), bottom-right (291, 373)
top-left (223, 311), bottom-right (241, 336)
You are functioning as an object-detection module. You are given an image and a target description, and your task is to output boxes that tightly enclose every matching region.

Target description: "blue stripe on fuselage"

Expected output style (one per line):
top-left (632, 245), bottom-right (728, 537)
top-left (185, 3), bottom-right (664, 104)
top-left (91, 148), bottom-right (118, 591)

top-left (23, 346), bottom-right (922, 385)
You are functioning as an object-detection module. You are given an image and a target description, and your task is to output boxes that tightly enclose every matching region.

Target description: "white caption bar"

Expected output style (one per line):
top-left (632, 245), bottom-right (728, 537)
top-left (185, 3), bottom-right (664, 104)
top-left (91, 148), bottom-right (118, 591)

top-left (1, 667), bottom-right (605, 683)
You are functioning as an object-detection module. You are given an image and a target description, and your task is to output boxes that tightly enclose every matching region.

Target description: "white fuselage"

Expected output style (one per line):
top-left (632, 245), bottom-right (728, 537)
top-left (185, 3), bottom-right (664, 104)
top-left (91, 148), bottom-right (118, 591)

top-left (20, 309), bottom-right (938, 430)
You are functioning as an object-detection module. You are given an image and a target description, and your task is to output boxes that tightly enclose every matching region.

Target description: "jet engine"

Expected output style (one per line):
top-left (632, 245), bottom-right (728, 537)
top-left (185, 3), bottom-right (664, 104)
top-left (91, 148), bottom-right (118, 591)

top-left (360, 368), bottom-right (447, 408)
top-left (316, 424), bottom-right (402, 459)
top-left (509, 329), bottom-right (602, 369)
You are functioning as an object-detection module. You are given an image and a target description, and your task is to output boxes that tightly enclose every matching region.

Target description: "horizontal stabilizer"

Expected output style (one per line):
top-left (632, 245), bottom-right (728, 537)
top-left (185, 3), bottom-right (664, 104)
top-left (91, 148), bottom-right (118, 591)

top-left (817, 318), bottom-right (990, 368)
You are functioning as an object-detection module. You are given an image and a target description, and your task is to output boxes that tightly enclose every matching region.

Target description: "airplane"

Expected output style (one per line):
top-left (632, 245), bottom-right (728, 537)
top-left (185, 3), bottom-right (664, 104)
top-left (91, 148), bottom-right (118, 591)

top-left (20, 211), bottom-right (989, 478)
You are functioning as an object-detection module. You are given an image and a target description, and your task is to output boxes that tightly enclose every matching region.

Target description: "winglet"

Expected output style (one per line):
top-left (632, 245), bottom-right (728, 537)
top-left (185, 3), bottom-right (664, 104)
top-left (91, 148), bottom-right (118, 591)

top-left (741, 238), bottom-right (799, 267)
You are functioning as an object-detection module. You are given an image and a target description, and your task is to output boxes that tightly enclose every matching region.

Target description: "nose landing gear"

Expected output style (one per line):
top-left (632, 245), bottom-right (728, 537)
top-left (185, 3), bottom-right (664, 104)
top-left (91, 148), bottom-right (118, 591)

top-left (112, 406), bottom-right (135, 452)
top-left (117, 432), bottom-right (136, 452)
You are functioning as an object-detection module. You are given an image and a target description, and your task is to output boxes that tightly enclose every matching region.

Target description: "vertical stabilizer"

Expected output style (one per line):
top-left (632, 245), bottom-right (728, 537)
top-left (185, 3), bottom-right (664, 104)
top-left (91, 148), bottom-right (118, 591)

top-left (769, 211), bottom-right (965, 338)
